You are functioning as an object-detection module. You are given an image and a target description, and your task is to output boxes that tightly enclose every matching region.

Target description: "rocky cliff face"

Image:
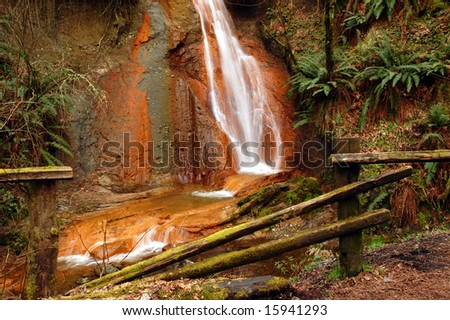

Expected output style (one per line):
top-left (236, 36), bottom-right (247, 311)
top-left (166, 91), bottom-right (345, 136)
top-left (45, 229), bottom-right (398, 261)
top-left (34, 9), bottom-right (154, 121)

top-left (83, 0), bottom-right (294, 191)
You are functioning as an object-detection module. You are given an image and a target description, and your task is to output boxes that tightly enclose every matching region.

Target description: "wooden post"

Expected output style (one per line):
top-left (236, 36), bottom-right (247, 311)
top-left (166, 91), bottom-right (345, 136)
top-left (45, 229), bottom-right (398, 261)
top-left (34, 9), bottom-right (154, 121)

top-left (27, 181), bottom-right (58, 299)
top-left (0, 166), bottom-right (73, 299)
top-left (334, 138), bottom-right (362, 277)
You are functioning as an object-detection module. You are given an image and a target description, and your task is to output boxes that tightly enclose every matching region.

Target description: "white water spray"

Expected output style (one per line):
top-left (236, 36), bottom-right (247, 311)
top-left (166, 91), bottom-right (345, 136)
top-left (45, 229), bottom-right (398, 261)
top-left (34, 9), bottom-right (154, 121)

top-left (193, 0), bottom-right (282, 174)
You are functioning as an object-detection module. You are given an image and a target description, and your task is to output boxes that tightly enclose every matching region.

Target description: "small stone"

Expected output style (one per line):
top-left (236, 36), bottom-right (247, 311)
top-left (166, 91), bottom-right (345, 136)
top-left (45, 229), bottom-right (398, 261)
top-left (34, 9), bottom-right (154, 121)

top-left (140, 293), bottom-right (153, 300)
top-left (98, 175), bottom-right (113, 187)
top-left (76, 276), bottom-right (94, 285)
top-left (95, 264), bottom-right (119, 276)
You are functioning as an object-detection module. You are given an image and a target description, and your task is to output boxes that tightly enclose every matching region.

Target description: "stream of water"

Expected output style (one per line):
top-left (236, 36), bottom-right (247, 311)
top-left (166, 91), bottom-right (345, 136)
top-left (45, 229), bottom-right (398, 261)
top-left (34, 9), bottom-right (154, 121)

top-left (0, 2), bottom-right (291, 297)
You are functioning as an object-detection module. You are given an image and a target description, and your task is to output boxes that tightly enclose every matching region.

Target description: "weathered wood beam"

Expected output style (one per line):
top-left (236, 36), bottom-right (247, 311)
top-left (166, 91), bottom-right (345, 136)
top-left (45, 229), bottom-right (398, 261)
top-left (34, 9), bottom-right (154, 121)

top-left (77, 167), bottom-right (412, 291)
top-left (27, 181), bottom-right (59, 299)
top-left (155, 209), bottom-right (389, 281)
top-left (334, 137), bottom-right (362, 278)
top-left (0, 166), bottom-right (73, 182)
top-left (66, 275), bottom-right (291, 300)
top-left (0, 166), bottom-right (73, 298)
top-left (330, 150), bottom-right (450, 165)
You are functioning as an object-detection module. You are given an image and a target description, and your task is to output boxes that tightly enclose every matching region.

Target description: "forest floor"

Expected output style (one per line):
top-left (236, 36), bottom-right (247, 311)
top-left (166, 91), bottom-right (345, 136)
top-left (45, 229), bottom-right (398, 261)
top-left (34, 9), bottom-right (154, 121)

top-left (283, 230), bottom-right (450, 300)
top-left (61, 229), bottom-right (450, 300)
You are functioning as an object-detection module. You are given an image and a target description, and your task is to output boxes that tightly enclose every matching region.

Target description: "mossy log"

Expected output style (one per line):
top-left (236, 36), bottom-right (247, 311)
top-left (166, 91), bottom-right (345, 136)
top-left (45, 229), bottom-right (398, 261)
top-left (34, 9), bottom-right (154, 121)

top-left (66, 210), bottom-right (387, 300)
top-left (0, 166), bottom-right (73, 182)
top-left (330, 150), bottom-right (450, 165)
top-left (65, 275), bottom-right (291, 300)
top-left (236, 183), bottom-right (289, 216)
top-left (212, 275), bottom-right (291, 299)
top-left (76, 167), bottom-right (411, 292)
top-left (154, 209), bottom-right (390, 281)
top-left (157, 275), bottom-right (291, 300)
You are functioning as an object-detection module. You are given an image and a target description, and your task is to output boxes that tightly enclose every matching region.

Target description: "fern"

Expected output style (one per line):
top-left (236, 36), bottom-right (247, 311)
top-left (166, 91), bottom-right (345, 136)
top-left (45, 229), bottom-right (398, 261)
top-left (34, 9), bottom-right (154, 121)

top-left (357, 37), bottom-right (447, 130)
top-left (365, 0), bottom-right (397, 21)
top-left (428, 104), bottom-right (450, 127)
top-left (424, 162), bottom-right (439, 184)
top-left (0, 17), bottom-right (102, 168)
top-left (289, 52), bottom-right (358, 129)
top-left (343, 11), bottom-right (368, 32)
top-left (39, 149), bottom-right (64, 166)
top-left (368, 191), bottom-right (390, 210)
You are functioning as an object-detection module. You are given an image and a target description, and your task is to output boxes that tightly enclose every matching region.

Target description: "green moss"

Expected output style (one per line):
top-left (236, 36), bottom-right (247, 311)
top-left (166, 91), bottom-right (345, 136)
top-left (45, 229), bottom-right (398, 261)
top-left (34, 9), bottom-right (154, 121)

top-left (265, 277), bottom-right (290, 292)
top-left (367, 235), bottom-right (387, 249)
top-left (200, 285), bottom-right (229, 300)
top-left (234, 289), bottom-right (249, 299)
top-left (50, 227), bottom-right (59, 236)
top-left (279, 176), bottom-right (322, 205)
top-left (257, 207), bottom-right (273, 217)
top-left (327, 265), bottom-right (342, 281)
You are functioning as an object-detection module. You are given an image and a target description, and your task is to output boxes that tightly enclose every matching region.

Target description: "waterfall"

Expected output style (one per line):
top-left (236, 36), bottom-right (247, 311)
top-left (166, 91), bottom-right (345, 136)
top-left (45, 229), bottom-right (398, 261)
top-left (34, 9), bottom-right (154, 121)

top-left (193, 0), bottom-right (283, 174)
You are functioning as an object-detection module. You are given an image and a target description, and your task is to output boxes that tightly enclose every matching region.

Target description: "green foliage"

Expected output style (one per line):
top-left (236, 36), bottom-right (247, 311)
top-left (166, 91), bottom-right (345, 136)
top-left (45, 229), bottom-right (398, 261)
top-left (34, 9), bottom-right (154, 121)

top-left (0, 17), bottom-right (104, 168)
top-left (424, 162), bottom-right (439, 184)
top-left (367, 235), bottom-right (387, 249)
top-left (366, 0), bottom-right (397, 21)
top-left (326, 265), bottom-right (342, 281)
top-left (1, 20), bottom-right (72, 166)
top-left (427, 103), bottom-right (450, 127)
top-left (4, 231), bottom-right (28, 255)
top-left (289, 52), bottom-right (357, 129)
top-left (367, 190), bottom-right (390, 210)
top-left (274, 256), bottom-right (302, 281)
top-left (343, 11), bottom-right (369, 33)
top-left (344, 0), bottom-right (399, 33)
top-left (0, 186), bottom-right (28, 225)
top-left (356, 37), bottom-right (447, 130)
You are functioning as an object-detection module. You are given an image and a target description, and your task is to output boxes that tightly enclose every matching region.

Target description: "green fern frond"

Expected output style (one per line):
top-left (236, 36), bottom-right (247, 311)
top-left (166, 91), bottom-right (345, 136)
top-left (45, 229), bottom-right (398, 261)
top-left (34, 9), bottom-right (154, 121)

top-left (39, 149), bottom-right (64, 166)
top-left (424, 162), bottom-right (439, 184)
top-left (368, 191), bottom-right (390, 210)
top-left (46, 131), bottom-right (73, 157)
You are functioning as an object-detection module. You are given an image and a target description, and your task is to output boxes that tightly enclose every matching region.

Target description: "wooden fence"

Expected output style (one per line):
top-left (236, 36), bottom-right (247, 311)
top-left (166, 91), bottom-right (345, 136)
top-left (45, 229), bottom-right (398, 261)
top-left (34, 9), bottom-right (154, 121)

top-left (0, 167), bottom-right (73, 299)
top-left (331, 138), bottom-right (450, 277)
top-left (2, 141), bottom-right (449, 297)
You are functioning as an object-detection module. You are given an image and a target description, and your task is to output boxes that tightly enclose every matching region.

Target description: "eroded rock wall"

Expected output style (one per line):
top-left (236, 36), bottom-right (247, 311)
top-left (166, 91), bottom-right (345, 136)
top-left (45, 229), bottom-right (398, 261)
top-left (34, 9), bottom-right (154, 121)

top-left (85, 0), bottom-right (295, 191)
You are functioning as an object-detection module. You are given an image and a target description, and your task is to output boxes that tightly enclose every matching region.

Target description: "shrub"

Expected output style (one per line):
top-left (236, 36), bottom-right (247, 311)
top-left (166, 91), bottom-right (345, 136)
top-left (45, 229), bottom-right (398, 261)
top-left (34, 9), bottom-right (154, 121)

top-left (356, 38), bottom-right (447, 130)
top-left (427, 103), bottom-right (450, 127)
top-left (288, 52), bottom-right (358, 129)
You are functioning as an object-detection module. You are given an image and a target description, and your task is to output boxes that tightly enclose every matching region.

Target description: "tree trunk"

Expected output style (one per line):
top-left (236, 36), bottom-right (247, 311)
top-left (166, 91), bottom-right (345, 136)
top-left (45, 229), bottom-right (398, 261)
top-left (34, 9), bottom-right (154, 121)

top-left (324, 0), bottom-right (334, 78)
top-left (77, 167), bottom-right (411, 291)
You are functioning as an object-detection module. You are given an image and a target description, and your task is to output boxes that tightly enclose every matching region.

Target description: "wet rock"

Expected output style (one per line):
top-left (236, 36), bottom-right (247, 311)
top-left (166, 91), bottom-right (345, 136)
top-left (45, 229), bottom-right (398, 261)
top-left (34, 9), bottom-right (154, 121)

top-left (98, 175), bottom-right (113, 187)
top-left (140, 292), bottom-right (153, 300)
top-left (76, 276), bottom-right (95, 285)
top-left (95, 264), bottom-right (119, 277)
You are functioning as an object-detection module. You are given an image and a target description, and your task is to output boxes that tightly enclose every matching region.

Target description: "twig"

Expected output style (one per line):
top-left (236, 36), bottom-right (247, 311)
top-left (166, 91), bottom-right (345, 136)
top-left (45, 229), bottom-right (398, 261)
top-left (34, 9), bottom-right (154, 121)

top-left (67, 216), bottom-right (103, 272)
top-left (118, 227), bottom-right (156, 265)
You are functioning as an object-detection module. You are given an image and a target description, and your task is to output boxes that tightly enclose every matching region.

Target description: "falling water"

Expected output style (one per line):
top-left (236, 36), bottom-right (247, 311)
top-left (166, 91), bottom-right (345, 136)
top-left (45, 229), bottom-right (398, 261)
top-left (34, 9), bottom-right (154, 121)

top-left (193, 0), bottom-right (283, 174)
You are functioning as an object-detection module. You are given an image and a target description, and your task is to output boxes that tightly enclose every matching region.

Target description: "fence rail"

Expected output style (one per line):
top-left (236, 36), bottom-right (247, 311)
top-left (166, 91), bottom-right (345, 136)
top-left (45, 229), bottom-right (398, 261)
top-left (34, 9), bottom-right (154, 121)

top-left (330, 149), bottom-right (450, 165)
top-left (3, 143), bottom-right (450, 297)
top-left (330, 140), bottom-right (450, 277)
